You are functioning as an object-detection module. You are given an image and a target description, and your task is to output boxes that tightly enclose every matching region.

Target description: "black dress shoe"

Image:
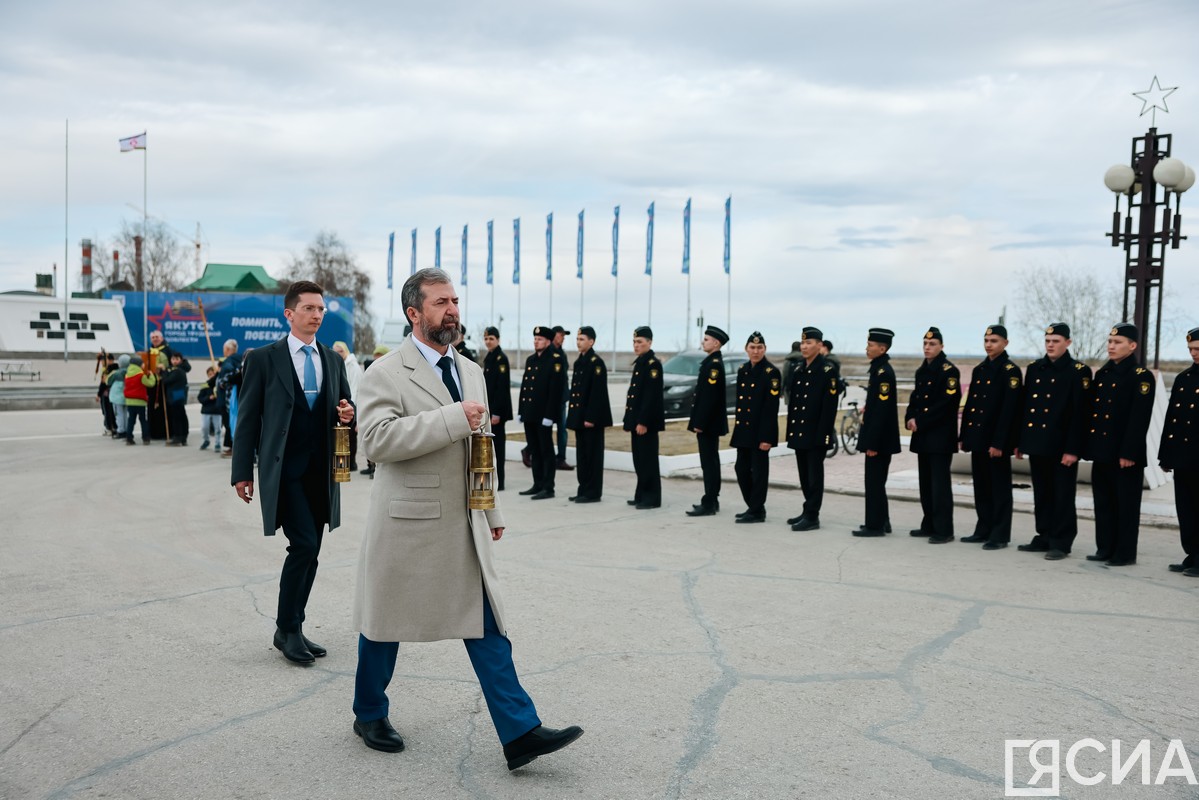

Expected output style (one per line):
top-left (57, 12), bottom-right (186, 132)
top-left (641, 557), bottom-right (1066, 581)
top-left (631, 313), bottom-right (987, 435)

top-left (1184, 567), bottom-right (1199, 577)
top-left (273, 629), bottom-right (314, 664)
top-left (735, 510), bottom-right (752, 519)
top-left (531, 490), bottom-right (555, 500)
top-left (568, 495), bottom-right (578, 501)
top-left (853, 528), bottom-right (886, 537)
top-left (1104, 558), bottom-right (1136, 567)
top-left (635, 501), bottom-right (660, 510)
top-left (556, 460), bottom-right (574, 471)
top-left (1168, 563), bottom-right (1189, 573)
top-left (791, 518), bottom-right (820, 532)
top-left (574, 496), bottom-right (600, 504)
top-left (786, 514), bottom-right (807, 526)
top-left (299, 628), bottom-right (326, 657)
top-left (1085, 553), bottom-right (1111, 562)
top-left (359, 466), bottom-right (375, 476)
top-left (735, 513), bottom-right (765, 524)
top-left (1018, 542), bottom-right (1050, 552)
top-left (503, 724), bottom-right (584, 771)
top-left (354, 717), bottom-right (405, 753)
top-left (686, 506), bottom-right (717, 517)
top-left (910, 529), bottom-right (931, 537)
top-left (928, 535), bottom-right (955, 544)
top-left (981, 541), bottom-right (1008, 550)
top-left (519, 486), bottom-right (542, 496)
top-left (1044, 550), bottom-right (1067, 561)
top-left (627, 499), bottom-right (639, 506)
top-left (960, 534), bottom-right (987, 543)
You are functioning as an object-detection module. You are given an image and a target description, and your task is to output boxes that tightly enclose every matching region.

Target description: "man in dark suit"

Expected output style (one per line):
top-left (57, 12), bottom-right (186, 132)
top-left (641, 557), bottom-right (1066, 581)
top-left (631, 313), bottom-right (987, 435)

top-left (784, 326), bottom-right (839, 531)
top-left (1084, 323), bottom-right (1155, 567)
top-left (854, 328), bottom-right (900, 537)
top-left (686, 325), bottom-right (729, 517)
top-left (482, 326), bottom-right (513, 491)
top-left (905, 327), bottom-right (961, 544)
top-left (958, 324), bottom-right (1023, 550)
top-left (731, 331), bottom-right (781, 523)
top-left (624, 326), bottom-right (665, 509)
top-left (566, 326), bottom-right (612, 503)
top-left (1014, 322), bottom-right (1091, 560)
top-left (231, 280), bottom-right (355, 665)
top-left (518, 326), bottom-right (566, 499)
top-left (1160, 327), bottom-right (1199, 577)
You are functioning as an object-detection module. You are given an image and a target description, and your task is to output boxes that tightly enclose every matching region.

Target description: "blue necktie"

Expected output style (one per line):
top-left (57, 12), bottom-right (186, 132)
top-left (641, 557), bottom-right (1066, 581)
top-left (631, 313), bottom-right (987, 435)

top-left (300, 345), bottom-right (318, 409)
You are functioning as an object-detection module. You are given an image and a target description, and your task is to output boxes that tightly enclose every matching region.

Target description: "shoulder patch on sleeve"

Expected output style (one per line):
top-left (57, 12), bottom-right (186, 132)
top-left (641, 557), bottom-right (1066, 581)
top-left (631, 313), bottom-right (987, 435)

top-left (824, 364), bottom-right (832, 372)
top-left (1075, 362), bottom-right (1085, 370)
top-left (943, 363), bottom-right (952, 371)
top-left (1005, 362), bottom-right (1015, 370)
top-left (1135, 367), bottom-right (1147, 374)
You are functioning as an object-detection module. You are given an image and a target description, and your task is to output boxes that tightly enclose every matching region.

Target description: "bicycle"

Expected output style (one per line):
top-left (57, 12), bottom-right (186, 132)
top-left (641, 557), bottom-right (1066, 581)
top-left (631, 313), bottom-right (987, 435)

top-left (840, 400), bottom-right (862, 455)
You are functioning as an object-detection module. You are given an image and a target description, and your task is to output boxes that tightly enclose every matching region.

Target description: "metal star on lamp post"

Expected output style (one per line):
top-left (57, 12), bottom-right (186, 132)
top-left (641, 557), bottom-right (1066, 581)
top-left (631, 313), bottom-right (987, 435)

top-left (1103, 77), bottom-right (1193, 368)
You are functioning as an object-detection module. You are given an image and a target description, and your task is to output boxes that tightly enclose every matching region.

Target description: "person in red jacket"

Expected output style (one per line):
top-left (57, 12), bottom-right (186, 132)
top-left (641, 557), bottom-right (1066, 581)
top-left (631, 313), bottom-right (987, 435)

top-left (122, 354), bottom-right (157, 445)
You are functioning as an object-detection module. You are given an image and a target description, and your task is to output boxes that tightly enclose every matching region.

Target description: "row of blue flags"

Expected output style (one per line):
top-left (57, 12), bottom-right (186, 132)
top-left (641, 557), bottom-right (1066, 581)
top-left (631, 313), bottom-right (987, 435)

top-left (387, 198), bottom-right (730, 289)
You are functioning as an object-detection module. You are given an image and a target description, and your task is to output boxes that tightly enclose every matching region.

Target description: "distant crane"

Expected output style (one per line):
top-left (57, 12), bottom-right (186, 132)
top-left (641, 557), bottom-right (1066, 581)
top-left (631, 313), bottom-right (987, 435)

top-left (125, 203), bottom-right (210, 278)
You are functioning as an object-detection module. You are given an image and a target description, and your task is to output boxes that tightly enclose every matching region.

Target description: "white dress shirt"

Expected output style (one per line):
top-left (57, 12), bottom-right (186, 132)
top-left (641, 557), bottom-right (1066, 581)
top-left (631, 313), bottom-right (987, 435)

top-left (287, 333), bottom-right (324, 396)
top-left (411, 336), bottom-right (463, 400)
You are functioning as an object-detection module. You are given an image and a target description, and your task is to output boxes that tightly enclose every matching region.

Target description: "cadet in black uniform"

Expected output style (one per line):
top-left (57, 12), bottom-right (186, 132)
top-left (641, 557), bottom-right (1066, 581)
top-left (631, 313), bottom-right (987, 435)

top-left (731, 331), bottom-right (781, 523)
top-left (784, 326), bottom-right (839, 531)
top-left (958, 324), bottom-right (1023, 550)
top-left (623, 326), bottom-right (665, 509)
top-left (905, 327), bottom-right (961, 544)
top-left (1084, 323), bottom-right (1155, 567)
top-left (482, 326), bottom-right (513, 491)
top-left (566, 326), bottom-right (612, 503)
top-left (518, 325), bottom-right (567, 500)
top-left (1014, 322), bottom-right (1091, 560)
top-left (1160, 327), bottom-right (1199, 577)
top-left (853, 328), bottom-right (900, 537)
top-left (686, 325), bottom-right (730, 517)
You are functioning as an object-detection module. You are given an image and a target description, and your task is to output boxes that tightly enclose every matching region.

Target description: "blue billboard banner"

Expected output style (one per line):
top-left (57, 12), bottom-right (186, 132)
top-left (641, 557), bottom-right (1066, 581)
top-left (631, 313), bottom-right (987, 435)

top-left (105, 290), bottom-right (355, 357)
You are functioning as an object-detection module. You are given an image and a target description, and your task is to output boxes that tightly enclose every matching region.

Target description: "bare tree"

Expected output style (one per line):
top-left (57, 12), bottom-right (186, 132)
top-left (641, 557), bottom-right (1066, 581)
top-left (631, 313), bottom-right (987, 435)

top-left (1013, 266), bottom-right (1122, 362)
top-left (93, 219), bottom-right (189, 291)
top-left (283, 230), bottom-right (376, 353)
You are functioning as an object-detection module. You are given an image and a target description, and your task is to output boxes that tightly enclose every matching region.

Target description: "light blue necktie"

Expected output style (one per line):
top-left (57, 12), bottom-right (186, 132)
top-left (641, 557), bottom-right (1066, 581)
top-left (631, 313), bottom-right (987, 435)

top-left (300, 345), bottom-right (318, 409)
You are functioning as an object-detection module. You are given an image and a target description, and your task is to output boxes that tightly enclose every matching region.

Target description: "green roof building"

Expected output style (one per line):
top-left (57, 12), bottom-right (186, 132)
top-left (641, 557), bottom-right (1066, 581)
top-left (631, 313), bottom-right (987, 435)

top-left (186, 264), bottom-right (280, 292)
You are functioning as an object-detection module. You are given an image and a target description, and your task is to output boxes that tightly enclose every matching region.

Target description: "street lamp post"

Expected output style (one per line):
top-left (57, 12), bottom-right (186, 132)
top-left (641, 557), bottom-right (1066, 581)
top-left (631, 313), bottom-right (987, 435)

top-left (1103, 83), bottom-right (1193, 368)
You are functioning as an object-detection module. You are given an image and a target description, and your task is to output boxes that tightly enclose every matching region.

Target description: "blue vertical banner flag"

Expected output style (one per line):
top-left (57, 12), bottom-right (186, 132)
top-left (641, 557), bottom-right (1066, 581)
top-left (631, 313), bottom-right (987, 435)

top-left (461, 225), bottom-right (468, 285)
top-left (386, 232), bottom-right (395, 289)
top-left (513, 218), bottom-right (521, 285)
top-left (723, 196), bottom-right (731, 274)
top-left (646, 202), bottom-right (654, 275)
top-left (546, 212), bottom-right (553, 281)
top-left (682, 198), bottom-right (692, 275)
top-left (486, 220), bottom-right (494, 285)
top-left (435, 227), bottom-right (441, 268)
top-left (612, 206), bottom-right (620, 276)
top-left (576, 210), bottom-right (584, 278)
top-left (410, 229), bottom-right (417, 276)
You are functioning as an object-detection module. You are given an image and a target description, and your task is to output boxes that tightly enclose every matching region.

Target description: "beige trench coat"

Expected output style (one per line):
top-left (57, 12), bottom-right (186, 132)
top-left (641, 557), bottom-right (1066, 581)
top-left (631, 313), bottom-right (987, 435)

top-left (353, 337), bottom-right (506, 642)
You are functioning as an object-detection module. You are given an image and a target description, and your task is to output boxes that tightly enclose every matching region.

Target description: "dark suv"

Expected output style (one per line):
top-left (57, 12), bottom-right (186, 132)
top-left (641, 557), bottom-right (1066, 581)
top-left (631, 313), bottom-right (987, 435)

top-left (661, 350), bottom-right (748, 419)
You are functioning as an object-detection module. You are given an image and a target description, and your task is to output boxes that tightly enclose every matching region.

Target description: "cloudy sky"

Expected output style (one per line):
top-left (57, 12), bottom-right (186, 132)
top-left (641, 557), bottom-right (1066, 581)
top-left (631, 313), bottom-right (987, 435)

top-left (2, 0), bottom-right (1197, 359)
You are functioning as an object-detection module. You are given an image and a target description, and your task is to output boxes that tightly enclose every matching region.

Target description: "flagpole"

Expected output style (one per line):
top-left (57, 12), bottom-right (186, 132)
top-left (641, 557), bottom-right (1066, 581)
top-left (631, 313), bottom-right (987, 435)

top-left (142, 132), bottom-right (148, 351)
top-left (686, 271), bottom-right (692, 350)
top-left (63, 119), bottom-right (69, 363)
top-left (612, 272), bottom-right (618, 369)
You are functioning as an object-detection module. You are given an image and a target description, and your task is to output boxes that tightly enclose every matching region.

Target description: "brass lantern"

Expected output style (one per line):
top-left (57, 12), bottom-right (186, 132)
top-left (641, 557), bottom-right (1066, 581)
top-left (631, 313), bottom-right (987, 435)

top-left (332, 423), bottom-right (352, 483)
top-left (468, 428), bottom-right (497, 510)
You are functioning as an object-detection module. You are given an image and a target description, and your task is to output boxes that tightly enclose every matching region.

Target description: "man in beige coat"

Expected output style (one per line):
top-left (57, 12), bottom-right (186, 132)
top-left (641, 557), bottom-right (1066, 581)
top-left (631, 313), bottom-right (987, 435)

top-left (351, 268), bottom-right (583, 771)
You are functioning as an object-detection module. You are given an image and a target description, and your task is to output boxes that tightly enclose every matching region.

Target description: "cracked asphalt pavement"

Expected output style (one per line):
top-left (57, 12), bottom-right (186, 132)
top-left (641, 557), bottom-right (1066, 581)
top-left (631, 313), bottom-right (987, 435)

top-left (2, 408), bottom-right (1197, 799)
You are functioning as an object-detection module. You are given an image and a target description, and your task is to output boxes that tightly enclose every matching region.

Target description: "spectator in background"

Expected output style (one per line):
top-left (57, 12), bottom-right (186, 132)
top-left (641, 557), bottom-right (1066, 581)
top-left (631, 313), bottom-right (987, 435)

top-left (333, 340), bottom-right (364, 470)
top-left (198, 365), bottom-right (223, 452)
top-left (217, 339), bottom-right (242, 455)
top-left (123, 354), bottom-right (156, 446)
top-left (108, 354), bottom-right (130, 440)
top-left (97, 353), bottom-right (118, 436)
top-left (551, 326), bottom-right (573, 471)
top-left (782, 340), bottom-right (804, 401)
top-left (162, 352), bottom-right (191, 446)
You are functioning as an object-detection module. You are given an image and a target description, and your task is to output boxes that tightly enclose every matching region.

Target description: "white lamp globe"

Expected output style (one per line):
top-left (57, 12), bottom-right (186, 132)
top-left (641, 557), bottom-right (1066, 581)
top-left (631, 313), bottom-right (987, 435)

top-left (1176, 165), bottom-right (1195, 194)
top-left (1153, 157), bottom-right (1186, 188)
top-left (1104, 164), bottom-right (1135, 193)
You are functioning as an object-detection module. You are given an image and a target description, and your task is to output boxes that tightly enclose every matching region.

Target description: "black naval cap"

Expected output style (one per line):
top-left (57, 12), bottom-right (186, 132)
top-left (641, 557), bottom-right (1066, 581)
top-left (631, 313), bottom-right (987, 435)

top-left (924, 327), bottom-right (943, 343)
top-left (1188, 327), bottom-right (1199, 343)
top-left (746, 330), bottom-right (766, 346)
top-left (1110, 322), bottom-right (1139, 342)
top-left (801, 326), bottom-right (822, 341)
top-left (577, 325), bottom-right (597, 340)
top-left (1045, 321), bottom-right (1071, 338)
top-left (868, 327), bottom-right (895, 345)
top-left (634, 325), bottom-right (653, 340)
top-left (533, 325), bottom-right (553, 339)
top-left (985, 324), bottom-right (1008, 339)
top-left (704, 325), bottom-right (729, 345)
top-left (484, 326), bottom-right (500, 338)
top-left (552, 325), bottom-right (570, 336)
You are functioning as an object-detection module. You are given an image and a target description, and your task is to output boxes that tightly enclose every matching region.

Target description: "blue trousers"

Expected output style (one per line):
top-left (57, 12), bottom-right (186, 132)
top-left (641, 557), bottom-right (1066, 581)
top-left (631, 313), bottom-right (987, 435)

top-left (353, 593), bottom-right (541, 745)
